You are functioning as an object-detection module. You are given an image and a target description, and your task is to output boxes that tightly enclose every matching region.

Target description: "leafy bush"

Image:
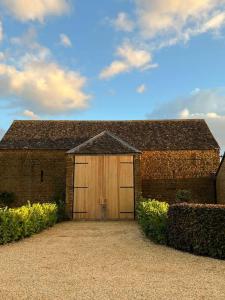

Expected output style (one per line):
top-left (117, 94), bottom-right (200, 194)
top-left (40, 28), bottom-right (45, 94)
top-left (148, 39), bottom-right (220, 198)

top-left (137, 199), bottom-right (169, 244)
top-left (0, 202), bottom-right (57, 244)
top-left (55, 199), bottom-right (68, 222)
top-left (175, 189), bottom-right (191, 203)
top-left (167, 203), bottom-right (225, 259)
top-left (53, 193), bottom-right (68, 222)
top-left (0, 192), bottom-right (15, 207)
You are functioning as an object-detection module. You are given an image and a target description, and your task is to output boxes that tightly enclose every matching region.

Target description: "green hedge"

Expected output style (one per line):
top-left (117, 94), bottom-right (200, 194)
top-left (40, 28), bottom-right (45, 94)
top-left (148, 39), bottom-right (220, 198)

top-left (0, 192), bottom-right (15, 207)
top-left (167, 203), bottom-right (225, 259)
top-left (137, 199), bottom-right (169, 244)
top-left (0, 202), bottom-right (57, 244)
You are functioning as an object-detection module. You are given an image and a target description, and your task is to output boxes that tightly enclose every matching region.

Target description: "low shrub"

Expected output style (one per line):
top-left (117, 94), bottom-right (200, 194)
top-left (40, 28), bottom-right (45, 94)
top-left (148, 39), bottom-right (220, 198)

top-left (167, 203), bottom-right (225, 259)
top-left (53, 193), bottom-right (69, 222)
top-left (175, 189), bottom-right (191, 203)
top-left (0, 202), bottom-right (57, 244)
top-left (137, 199), bottom-right (169, 244)
top-left (0, 192), bottom-right (15, 207)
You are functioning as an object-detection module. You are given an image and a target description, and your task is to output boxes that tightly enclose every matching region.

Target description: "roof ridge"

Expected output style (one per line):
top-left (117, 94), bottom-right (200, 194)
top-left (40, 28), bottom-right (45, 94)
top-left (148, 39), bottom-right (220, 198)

top-left (12, 119), bottom-right (206, 123)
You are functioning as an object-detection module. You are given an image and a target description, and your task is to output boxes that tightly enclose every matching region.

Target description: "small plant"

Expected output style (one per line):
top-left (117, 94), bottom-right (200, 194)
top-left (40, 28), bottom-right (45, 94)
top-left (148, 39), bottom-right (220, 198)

top-left (137, 198), bottom-right (169, 244)
top-left (53, 192), bottom-right (68, 222)
top-left (175, 189), bottom-right (191, 203)
top-left (0, 192), bottom-right (15, 207)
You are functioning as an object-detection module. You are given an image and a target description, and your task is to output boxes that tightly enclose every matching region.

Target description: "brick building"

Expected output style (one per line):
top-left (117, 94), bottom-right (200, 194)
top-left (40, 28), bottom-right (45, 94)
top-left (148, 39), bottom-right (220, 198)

top-left (0, 119), bottom-right (220, 219)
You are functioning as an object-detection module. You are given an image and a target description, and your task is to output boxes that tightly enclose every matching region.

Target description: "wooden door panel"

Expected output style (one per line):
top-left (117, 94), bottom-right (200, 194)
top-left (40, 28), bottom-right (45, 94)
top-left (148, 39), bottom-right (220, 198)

top-left (119, 156), bottom-right (134, 220)
top-left (73, 188), bottom-right (88, 220)
top-left (119, 188), bottom-right (134, 212)
top-left (74, 188), bottom-right (87, 212)
top-left (87, 156), bottom-right (102, 219)
top-left (120, 213), bottom-right (134, 220)
top-left (119, 160), bottom-right (134, 187)
top-left (74, 157), bottom-right (89, 219)
top-left (104, 156), bottom-right (119, 219)
top-left (120, 156), bottom-right (133, 163)
top-left (74, 156), bottom-right (103, 220)
top-left (74, 165), bottom-right (88, 187)
top-left (74, 155), bottom-right (134, 220)
top-left (75, 156), bottom-right (88, 163)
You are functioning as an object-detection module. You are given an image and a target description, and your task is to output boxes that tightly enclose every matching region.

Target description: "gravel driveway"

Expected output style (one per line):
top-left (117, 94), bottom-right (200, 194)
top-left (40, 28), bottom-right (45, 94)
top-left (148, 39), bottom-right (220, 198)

top-left (0, 221), bottom-right (225, 300)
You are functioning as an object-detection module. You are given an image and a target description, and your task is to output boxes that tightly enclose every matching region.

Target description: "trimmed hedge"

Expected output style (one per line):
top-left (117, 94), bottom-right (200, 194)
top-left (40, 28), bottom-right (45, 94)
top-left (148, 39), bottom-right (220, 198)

top-left (0, 202), bottom-right (57, 244)
top-left (137, 199), bottom-right (169, 244)
top-left (167, 203), bottom-right (225, 259)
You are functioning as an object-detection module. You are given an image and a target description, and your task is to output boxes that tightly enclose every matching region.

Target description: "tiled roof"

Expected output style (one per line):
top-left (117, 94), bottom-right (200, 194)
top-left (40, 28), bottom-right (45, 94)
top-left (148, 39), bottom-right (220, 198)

top-left (67, 131), bottom-right (141, 154)
top-left (0, 119), bottom-right (219, 151)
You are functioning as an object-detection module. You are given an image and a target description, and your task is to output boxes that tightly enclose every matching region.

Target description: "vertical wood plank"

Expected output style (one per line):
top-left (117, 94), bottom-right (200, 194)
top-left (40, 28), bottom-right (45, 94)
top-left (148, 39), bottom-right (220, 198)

top-left (104, 156), bottom-right (119, 219)
top-left (119, 156), bottom-right (134, 220)
top-left (87, 156), bottom-right (102, 220)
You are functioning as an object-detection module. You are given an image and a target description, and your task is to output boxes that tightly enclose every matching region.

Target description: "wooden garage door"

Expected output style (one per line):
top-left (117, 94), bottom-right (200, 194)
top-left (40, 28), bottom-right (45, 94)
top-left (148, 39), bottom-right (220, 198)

top-left (73, 155), bottom-right (134, 220)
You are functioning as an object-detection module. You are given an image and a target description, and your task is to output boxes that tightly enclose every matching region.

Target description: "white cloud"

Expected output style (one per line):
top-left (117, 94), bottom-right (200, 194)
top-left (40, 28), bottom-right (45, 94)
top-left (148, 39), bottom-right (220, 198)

top-left (100, 43), bottom-right (158, 79)
top-left (203, 12), bottom-right (225, 31)
top-left (179, 108), bottom-right (190, 118)
top-left (112, 12), bottom-right (134, 32)
top-left (135, 0), bottom-right (225, 47)
top-left (60, 33), bottom-right (72, 47)
top-left (0, 62), bottom-right (90, 114)
top-left (0, 0), bottom-right (70, 22)
top-left (23, 109), bottom-right (39, 120)
top-left (0, 29), bottom-right (90, 115)
top-left (103, 1), bottom-right (225, 78)
top-left (136, 84), bottom-right (146, 94)
top-left (10, 28), bottom-right (51, 67)
top-left (148, 88), bottom-right (225, 151)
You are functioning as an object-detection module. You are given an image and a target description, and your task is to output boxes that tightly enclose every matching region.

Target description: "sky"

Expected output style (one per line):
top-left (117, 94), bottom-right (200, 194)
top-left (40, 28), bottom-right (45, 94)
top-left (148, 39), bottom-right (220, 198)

top-left (0, 0), bottom-right (225, 150)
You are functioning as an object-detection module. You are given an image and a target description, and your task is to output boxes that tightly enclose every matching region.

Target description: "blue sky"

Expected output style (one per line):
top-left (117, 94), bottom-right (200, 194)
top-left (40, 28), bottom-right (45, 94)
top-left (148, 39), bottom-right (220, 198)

top-left (0, 0), bottom-right (225, 149)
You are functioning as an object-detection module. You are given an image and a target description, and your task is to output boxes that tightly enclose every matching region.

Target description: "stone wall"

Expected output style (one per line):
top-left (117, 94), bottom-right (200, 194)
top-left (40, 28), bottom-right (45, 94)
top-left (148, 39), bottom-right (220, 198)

top-left (0, 150), bottom-right (66, 206)
top-left (216, 157), bottom-right (225, 204)
top-left (140, 150), bottom-right (219, 203)
top-left (142, 178), bottom-right (216, 204)
top-left (141, 150), bottom-right (219, 179)
top-left (0, 149), bottom-right (220, 208)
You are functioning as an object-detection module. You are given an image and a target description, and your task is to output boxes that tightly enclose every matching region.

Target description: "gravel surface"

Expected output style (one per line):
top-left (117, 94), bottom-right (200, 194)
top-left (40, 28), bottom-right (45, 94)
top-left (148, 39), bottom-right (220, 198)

top-left (0, 221), bottom-right (225, 300)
